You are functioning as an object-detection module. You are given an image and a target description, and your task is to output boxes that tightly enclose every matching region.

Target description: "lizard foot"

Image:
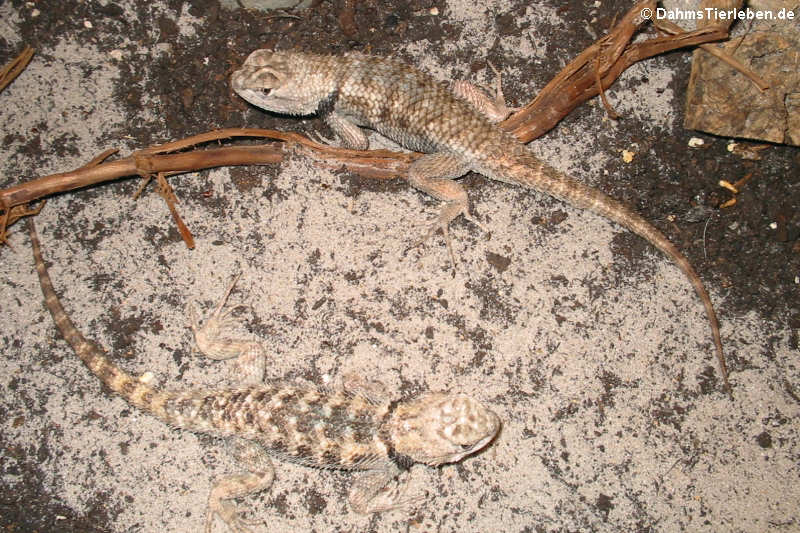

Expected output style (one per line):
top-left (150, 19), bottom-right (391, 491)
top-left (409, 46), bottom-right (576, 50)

top-left (188, 274), bottom-right (242, 359)
top-left (452, 61), bottom-right (520, 123)
top-left (349, 469), bottom-right (426, 514)
top-left (308, 129), bottom-right (338, 146)
top-left (205, 440), bottom-right (275, 533)
top-left (188, 275), bottom-right (266, 383)
top-left (406, 203), bottom-right (485, 272)
top-left (205, 499), bottom-right (262, 533)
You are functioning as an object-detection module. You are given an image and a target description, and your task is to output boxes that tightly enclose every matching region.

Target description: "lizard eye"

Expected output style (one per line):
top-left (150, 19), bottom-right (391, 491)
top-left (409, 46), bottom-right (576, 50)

top-left (260, 88), bottom-right (271, 96)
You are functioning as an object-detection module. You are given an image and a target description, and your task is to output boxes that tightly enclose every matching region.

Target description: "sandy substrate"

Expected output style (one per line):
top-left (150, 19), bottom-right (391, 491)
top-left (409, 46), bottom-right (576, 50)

top-left (1, 1), bottom-right (798, 531)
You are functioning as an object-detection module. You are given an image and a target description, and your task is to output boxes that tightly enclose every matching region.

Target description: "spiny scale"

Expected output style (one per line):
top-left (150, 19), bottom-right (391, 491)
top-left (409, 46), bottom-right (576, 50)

top-left (232, 51), bottom-right (730, 393)
top-left (28, 217), bottom-right (499, 533)
top-left (29, 220), bottom-right (392, 469)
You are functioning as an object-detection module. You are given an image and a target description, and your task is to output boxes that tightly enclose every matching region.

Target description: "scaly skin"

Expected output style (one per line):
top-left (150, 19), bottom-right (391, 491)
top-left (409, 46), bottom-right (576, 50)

top-left (231, 50), bottom-right (730, 393)
top-left (28, 219), bottom-right (500, 532)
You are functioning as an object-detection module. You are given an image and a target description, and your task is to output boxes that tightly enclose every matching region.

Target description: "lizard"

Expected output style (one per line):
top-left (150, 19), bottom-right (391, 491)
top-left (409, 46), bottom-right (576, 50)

top-left (230, 50), bottom-right (731, 393)
top-left (28, 219), bottom-right (500, 533)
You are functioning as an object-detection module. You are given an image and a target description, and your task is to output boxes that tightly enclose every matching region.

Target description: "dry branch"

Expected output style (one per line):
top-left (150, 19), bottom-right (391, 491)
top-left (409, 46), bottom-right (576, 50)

top-left (0, 45), bottom-right (34, 94)
top-left (1, 1), bottom-right (737, 244)
top-left (0, 129), bottom-right (419, 243)
top-left (501, 1), bottom-right (730, 141)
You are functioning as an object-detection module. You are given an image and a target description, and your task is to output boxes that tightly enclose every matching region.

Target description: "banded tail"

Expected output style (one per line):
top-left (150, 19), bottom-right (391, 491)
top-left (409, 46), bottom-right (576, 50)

top-left (495, 148), bottom-right (730, 393)
top-left (29, 220), bottom-right (172, 417)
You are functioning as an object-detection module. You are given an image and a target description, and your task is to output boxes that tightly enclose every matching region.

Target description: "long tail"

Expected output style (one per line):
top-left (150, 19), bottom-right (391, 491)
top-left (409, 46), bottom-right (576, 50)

top-left (497, 149), bottom-right (730, 393)
top-left (29, 220), bottom-right (292, 439)
top-left (29, 219), bottom-right (173, 416)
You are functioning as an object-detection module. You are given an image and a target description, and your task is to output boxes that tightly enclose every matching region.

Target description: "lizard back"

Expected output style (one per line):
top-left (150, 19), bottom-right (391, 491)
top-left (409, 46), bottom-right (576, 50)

top-left (319, 53), bottom-right (729, 391)
top-left (29, 220), bottom-right (396, 470)
top-left (231, 51), bottom-right (730, 391)
top-left (331, 53), bottom-right (497, 155)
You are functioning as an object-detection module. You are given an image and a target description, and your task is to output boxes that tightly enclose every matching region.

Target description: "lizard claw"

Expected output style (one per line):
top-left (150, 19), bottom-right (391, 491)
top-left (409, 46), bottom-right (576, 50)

top-left (460, 211), bottom-right (488, 235)
top-left (187, 275), bottom-right (266, 385)
top-left (405, 208), bottom-right (485, 274)
top-left (451, 60), bottom-right (520, 123)
top-left (205, 500), bottom-right (261, 533)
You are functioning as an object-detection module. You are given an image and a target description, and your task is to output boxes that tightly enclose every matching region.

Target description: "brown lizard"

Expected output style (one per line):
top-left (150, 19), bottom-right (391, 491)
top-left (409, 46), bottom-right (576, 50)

top-left (28, 219), bottom-right (500, 532)
top-left (230, 50), bottom-right (731, 393)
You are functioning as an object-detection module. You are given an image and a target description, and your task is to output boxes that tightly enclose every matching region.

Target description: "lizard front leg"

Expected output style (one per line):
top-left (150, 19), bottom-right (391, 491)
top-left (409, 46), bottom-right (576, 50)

top-left (325, 111), bottom-right (369, 150)
top-left (349, 464), bottom-right (425, 514)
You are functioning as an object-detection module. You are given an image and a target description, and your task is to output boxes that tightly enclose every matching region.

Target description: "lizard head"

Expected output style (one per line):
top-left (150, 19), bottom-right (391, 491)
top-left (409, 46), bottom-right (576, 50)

top-left (231, 49), bottom-right (338, 116)
top-left (388, 393), bottom-right (500, 466)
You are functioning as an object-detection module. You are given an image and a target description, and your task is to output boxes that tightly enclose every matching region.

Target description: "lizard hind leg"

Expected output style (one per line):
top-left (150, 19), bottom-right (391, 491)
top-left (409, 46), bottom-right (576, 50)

top-left (188, 275), bottom-right (266, 384)
top-left (405, 153), bottom-right (485, 270)
top-left (206, 439), bottom-right (275, 533)
top-left (451, 61), bottom-right (520, 123)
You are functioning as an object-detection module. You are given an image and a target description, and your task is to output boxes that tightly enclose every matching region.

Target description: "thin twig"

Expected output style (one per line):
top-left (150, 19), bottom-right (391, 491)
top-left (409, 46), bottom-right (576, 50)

top-left (155, 172), bottom-right (194, 248)
top-left (654, 19), bottom-right (768, 91)
top-left (0, 45), bottom-right (34, 93)
top-left (702, 215), bottom-right (713, 262)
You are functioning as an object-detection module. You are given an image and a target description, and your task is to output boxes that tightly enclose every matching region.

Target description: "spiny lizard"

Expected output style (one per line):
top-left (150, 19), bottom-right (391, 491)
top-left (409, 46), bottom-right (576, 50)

top-left (231, 50), bottom-right (731, 392)
top-left (29, 220), bottom-right (500, 532)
